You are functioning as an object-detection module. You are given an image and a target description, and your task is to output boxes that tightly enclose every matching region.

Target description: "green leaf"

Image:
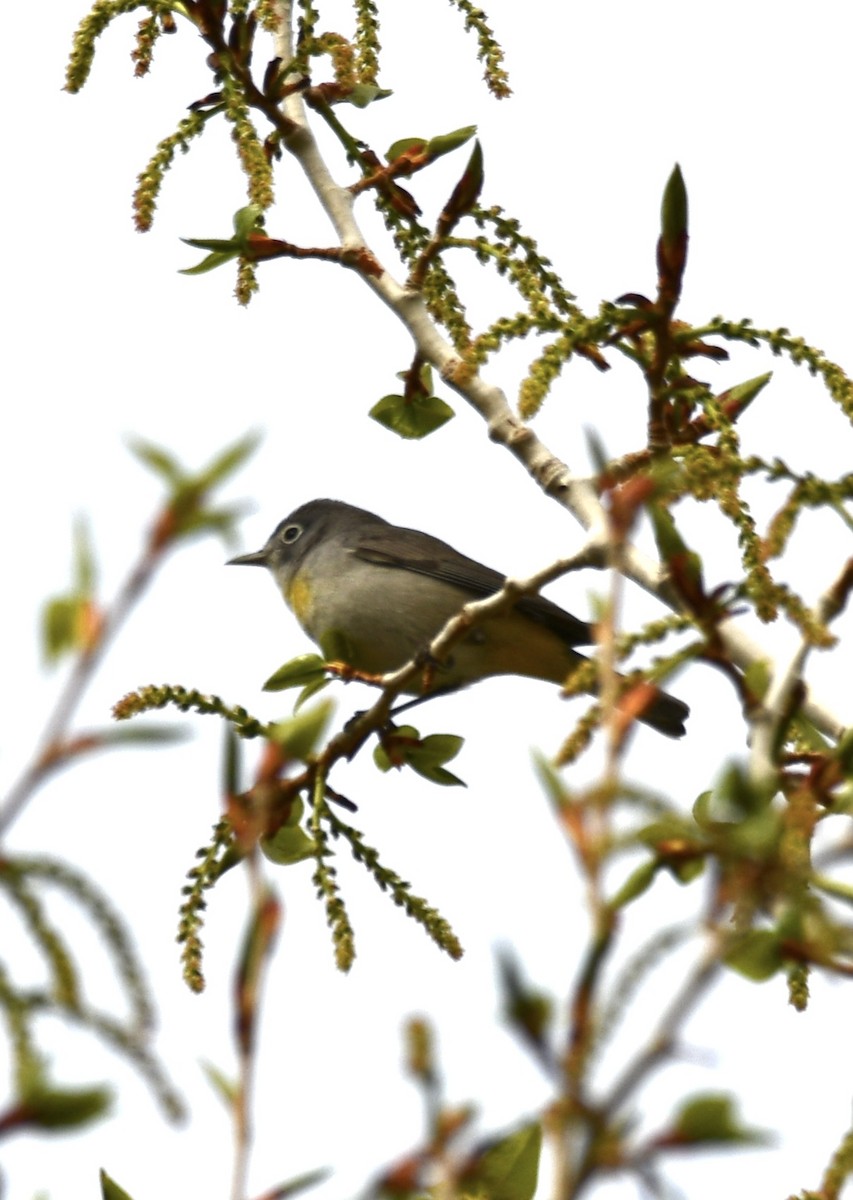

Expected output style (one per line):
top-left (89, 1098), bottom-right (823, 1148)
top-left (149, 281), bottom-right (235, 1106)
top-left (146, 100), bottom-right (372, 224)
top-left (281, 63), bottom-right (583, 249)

top-left (386, 136), bottom-right (426, 161)
top-left (671, 1093), bottom-right (769, 1145)
top-left (294, 676), bottom-right (332, 710)
top-left (669, 856), bottom-right (705, 884)
top-left (197, 431), bottom-right (261, 490)
top-left (406, 733), bottom-right (466, 785)
top-left (261, 802), bottom-right (318, 865)
top-left (23, 1083), bottom-right (112, 1130)
top-left (261, 826), bottom-right (318, 865)
top-left (180, 237), bottom-right (240, 253)
top-left (200, 1060), bottom-right (238, 1108)
top-left (611, 859), bottom-right (659, 908)
top-left (637, 814), bottom-right (698, 845)
top-left (369, 392), bottom-right (455, 440)
top-left (180, 249), bottom-right (240, 276)
top-left (374, 723), bottom-right (420, 772)
top-left (126, 437), bottom-right (184, 484)
top-left (409, 733), bottom-right (464, 765)
top-left (723, 929), bottom-right (782, 982)
top-left (172, 505), bottom-right (249, 544)
top-left (649, 503), bottom-right (703, 592)
top-left (373, 742), bottom-right (394, 773)
top-left (100, 1169), bottom-right (135, 1200)
top-left (268, 700), bottom-right (334, 760)
top-left (426, 124), bottom-right (477, 161)
top-left (41, 595), bottom-right (81, 664)
top-left (722, 371), bottom-right (772, 413)
top-left (462, 1122), bottom-right (542, 1200)
top-left (374, 728), bottom-right (466, 786)
top-left (263, 654), bottom-right (327, 692)
top-left (532, 752), bottom-right (571, 808)
top-left (346, 83), bottom-right (392, 108)
top-left (232, 203), bottom-right (263, 241)
top-left (692, 789), bottom-right (713, 828)
top-left (791, 712), bottom-right (832, 754)
top-left (497, 952), bottom-right (553, 1046)
top-left (411, 762), bottom-right (466, 786)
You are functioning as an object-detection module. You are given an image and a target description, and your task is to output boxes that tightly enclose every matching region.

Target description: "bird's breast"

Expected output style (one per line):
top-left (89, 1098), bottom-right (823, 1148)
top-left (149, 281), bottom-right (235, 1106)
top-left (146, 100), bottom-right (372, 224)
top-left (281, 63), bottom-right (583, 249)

top-left (284, 572), bottom-right (315, 628)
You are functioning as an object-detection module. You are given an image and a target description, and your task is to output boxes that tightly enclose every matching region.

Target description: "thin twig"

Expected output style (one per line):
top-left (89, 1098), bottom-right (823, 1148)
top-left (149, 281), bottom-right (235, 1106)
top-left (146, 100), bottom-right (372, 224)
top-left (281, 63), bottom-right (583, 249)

top-left (0, 546), bottom-right (163, 839)
top-left (602, 949), bottom-right (721, 1116)
top-left (750, 557), bottom-right (853, 785)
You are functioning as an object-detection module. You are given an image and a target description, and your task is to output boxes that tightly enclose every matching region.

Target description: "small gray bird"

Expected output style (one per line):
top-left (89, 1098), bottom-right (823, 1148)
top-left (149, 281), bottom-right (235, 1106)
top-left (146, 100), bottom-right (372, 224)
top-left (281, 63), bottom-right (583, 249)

top-left (228, 499), bottom-right (688, 738)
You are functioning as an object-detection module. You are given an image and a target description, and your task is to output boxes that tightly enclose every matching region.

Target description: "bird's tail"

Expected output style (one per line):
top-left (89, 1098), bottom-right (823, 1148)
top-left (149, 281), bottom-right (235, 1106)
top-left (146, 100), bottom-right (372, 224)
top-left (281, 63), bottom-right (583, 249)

top-left (631, 685), bottom-right (689, 739)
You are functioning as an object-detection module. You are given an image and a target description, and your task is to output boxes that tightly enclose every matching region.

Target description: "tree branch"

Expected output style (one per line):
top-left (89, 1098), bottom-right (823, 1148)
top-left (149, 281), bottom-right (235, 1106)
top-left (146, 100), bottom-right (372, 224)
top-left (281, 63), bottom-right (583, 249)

top-left (266, 4), bottom-right (845, 744)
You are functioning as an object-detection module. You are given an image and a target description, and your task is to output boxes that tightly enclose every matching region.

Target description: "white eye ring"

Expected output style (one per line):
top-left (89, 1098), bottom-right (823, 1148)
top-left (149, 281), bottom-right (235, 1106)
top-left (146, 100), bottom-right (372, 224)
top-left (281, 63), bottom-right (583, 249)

top-left (281, 523), bottom-right (303, 544)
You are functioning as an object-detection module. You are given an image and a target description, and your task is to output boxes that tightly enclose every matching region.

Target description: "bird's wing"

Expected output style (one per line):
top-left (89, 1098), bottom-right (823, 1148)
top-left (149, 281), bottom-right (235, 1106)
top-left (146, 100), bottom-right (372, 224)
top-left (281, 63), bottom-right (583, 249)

top-left (353, 527), bottom-right (594, 648)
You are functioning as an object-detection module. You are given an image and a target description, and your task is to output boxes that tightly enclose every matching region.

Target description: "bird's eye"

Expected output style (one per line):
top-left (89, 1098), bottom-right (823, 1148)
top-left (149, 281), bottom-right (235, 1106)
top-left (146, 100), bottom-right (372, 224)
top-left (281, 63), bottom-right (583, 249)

top-left (281, 523), bottom-right (303, 544)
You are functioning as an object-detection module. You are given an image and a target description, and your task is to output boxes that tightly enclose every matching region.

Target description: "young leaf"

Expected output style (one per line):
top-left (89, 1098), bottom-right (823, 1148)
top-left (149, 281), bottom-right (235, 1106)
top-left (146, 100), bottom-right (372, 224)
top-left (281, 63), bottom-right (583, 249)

top-left (386, 136), bottom-right (426, 161)
top-left (197, 431), bottom-right (261, 489)
top-left (200, 1061), bottom-right (238, 1108)
top-left (346, 84), bottom-right (392, 108)
top-left (232, 203), bottom-right (263, 242)
top-left (126, 437), bottom-right (184, 484)
top-left (294, 676), bottom-right (332, 710)
top-left (261, 823), bottom-right (318, 865)
top-left (369, 392), bottom-right (455, 439)
top-left (446, 139), bottom-right (484, 217)
top-left (22, 1082), bottom-right (112, 1130)
top-left (671, 1093), bottom-right (769, 1145)
top-left (463, 1122), bottom-right (542, 1200)
top-left (179, 249), bottom-right (239, 276)
top-left (611, 859), bottom-right (660, 908)
top-left (723, 929), bottom-right (783, 982)
top-left (374, 727), bottom-right (466, 786)
top-left (263, 654), bottom-right (327, 693)
top-left (268, 700), bottom-right (334, 760)
top-left (42, 596), bottom-right (81, 664)
top-left (426, 124), bottom-right (477, 161)
top-left (100, 1170), bottom-right (136, 1200)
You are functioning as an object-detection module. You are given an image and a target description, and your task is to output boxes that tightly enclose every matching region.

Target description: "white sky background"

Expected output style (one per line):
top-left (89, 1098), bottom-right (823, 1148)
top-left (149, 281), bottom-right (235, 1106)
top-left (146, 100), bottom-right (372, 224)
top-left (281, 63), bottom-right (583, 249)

top-left (3, 2), bottom-right (853, 1197)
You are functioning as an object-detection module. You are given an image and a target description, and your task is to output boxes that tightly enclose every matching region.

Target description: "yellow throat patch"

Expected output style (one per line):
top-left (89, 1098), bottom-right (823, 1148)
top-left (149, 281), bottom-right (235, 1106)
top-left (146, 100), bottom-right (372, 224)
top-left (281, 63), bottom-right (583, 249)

top-left (285, 573), bottom-right (313, 626)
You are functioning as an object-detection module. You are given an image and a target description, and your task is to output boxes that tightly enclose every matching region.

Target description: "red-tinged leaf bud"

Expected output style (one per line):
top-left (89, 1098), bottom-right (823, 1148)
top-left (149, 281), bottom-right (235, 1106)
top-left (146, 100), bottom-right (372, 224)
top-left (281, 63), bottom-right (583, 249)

top-left (445, 139), bottom-right (484, 217)
top-left (609, 477), bottom-right (656, 540)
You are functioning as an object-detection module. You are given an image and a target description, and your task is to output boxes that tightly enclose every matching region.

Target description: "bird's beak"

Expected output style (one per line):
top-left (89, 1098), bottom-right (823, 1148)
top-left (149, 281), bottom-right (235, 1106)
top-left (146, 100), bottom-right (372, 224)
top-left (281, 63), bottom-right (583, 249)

top-left (227, 548), bottom-right (269, 567)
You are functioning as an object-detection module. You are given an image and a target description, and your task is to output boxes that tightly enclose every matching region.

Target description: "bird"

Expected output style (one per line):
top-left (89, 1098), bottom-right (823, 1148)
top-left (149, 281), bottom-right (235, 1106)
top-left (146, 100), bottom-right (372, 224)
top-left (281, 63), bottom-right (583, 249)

top-left (228, 499), bottom-right (688, 738)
